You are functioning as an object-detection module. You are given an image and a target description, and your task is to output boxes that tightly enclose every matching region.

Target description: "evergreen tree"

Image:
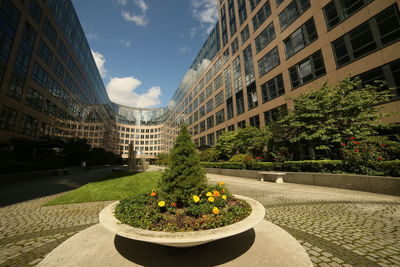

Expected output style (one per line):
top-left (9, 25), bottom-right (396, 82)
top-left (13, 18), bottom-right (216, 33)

top-left (158, 125), bottom-right (207, 206)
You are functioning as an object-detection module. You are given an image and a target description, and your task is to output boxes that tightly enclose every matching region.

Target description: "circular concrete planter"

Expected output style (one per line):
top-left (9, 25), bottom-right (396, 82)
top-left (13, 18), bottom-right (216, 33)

top-left (99, 195), bottom-right (265, 247)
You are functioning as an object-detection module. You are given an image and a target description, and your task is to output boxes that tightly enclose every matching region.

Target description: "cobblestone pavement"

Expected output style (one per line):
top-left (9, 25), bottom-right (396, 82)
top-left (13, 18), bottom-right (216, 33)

top-left (0, 169), bottom-right (399, 266)
top-left (0, 167), bottom-right (115, 266)
top-left (208, 174), bottom-right (400, 267)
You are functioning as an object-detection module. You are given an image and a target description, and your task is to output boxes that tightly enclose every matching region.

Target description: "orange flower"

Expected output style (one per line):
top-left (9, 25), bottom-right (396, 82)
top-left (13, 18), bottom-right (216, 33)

top-left (218, 182), bottom-right (225, 187)
top-left (221, 189), bottom-right (225, 193)
top-left (212, 207), bottom-right (219, 215)
top-left (213, 190), bottom-right (220, 197)
top-left (171, 202), bottom-right (177, 207)
top-left (150, 191), bottom-right (157, 197)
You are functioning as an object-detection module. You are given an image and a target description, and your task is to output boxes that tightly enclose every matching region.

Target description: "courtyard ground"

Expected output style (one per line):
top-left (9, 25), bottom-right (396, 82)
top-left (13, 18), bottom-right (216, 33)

top-left (0, 168), bottom-right (399, 266)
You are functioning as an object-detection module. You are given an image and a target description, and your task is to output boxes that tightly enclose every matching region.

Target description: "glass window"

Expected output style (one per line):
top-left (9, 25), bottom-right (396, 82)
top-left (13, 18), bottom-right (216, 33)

top-left (241, 25), bottom-right (250, 44)
top-left (7, 73), bottom-right (24, 100)
top-left (261, 73), bottom-right (285, 102)
top-left (289, 50), bottom-right (326, 88)
top-left (255, 22), bottom-right (275, 53)
top-left (237, 0), bottom-right (247, 25)
top-left (206, 115), bottom-right (214, 129)
top-left (279, 0), bottom-right (310, 31)
top-left (0, 106), bottom-right (17, 131)
top-left (20, 114), bottom-right (39, 137)
top-left (214, 91), bottom-right (224, 107)
top-left (233, 56), bottom-right (243, 93)
top-left (249, 0), bottom-right (261, 11)
top-left (323, 0), bottom-right (372, 30)
top-left (226, 97), bottom-right (234, 120)
top-left (264, 104), bottom-right (287, 124)
top-left (228, 0), bottom-right (237, 36)
top-left (258, 46), bottom-right (280, 77)
top-left (216, 109), bottom-right (225, 125)
top-left (332, 5), bottom-right (400, 68)
top-left (237, 120), bottom-right (246, 128)
top-left (252, 1), bottom-right (272, 31)
top-left (284, 18), bottom-right (317, 58)
top-left (206, 99), bottom-right (214, 113)
top-left (243, 45), bottom-right (255, 86)
top-left (207, 133), bottom-right (215, 146)
top-left (228, 124), bottom-right (235, 131)
top-left (246, 82), bottom-right (258, 110)
top-left (231, 38), bottom-right (239, 54)
top-left (25, 88), bottom-right (44, 111)
top-left (235, 91), bottom-right (245, 115)
top-left (29, 0), bottom-right (42, 24)
top-left (249, 115), bottom-right (260, 128)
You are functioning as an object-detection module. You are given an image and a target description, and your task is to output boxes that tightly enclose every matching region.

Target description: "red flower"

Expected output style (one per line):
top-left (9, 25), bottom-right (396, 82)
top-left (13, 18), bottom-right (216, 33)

top-left (354, 149), bottom-right (359, 152)
top-left (380, 144), bottom-right (387, 147)
top-left (341, 143), bottom-right (347, 146)
top-left (352, 141), bottom-right (360, 145)
top-left (349, 137), bottom-right (356, 140)
top-left (377, 156), bottom-right (383, 161)
top-left (255, 156), bottom-right (263, 160)
top-left (171, 202), bottom-right (177, 207)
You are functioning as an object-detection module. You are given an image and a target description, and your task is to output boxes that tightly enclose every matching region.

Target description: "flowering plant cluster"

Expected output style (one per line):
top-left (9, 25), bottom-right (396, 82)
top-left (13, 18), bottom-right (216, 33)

top-left (115, 181), bottom-right (251, 232)
top-left (340, 137), bottom-right (388, 175)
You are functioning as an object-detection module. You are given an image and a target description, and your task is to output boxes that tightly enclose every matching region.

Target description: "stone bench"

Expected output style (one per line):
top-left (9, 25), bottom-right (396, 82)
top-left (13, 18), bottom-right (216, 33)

top-left (258, 171), bottom-right (286, 183)
top-left (55, 169), bottom-right (69, 175)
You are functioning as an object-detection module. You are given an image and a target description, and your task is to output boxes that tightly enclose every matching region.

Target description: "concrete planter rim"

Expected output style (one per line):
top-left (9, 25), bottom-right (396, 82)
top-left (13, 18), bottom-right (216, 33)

top-left (99, 194), bottom-right (265, 247)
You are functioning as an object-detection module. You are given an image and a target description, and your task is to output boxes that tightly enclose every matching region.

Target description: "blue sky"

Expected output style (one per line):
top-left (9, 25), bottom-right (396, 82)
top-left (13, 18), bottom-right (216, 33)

top-left (70, 0), bottom-right (219, 108)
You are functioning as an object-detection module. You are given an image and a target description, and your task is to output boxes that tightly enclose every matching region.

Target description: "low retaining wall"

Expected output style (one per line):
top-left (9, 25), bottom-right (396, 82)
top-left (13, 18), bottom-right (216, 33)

top-left (205, 168), bottom-right (400, 196)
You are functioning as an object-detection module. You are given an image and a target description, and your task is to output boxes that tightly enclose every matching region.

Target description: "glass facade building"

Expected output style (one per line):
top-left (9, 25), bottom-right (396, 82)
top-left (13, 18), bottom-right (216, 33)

top-left (0, 0), bottom-right (399, 158)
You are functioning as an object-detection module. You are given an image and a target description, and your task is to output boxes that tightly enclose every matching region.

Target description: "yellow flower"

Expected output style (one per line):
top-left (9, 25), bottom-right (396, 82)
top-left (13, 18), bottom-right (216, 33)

top-left (193, 195), bottom-right (200, 203)
top-left (158, 201), bottom-right (165, 207)
top-left (221, 195), bottom-right (227, 200)
top-left (218, 182), bottom-right (225, 187)
top-left (213, 190), bottom-right (220, 197)
top-left (208, 196), bottom-right (215, 202)
top-left (206, 192), bottom-right (212, 197)
top-left (212, 207), bottom-right (219, 215)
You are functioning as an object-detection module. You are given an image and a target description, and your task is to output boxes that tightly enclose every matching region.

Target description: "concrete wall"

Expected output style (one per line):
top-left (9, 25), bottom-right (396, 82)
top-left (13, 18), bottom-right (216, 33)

top-left (205, 168), bottom-right (400, 196)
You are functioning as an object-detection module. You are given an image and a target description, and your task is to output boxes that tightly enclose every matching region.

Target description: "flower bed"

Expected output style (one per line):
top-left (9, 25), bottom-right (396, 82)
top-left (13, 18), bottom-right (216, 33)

top-left (114, 182), bottom-right (251, 232)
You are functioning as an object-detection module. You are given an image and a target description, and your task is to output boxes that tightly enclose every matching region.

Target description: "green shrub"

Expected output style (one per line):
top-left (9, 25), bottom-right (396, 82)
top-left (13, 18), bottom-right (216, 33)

top-left (199, 148), bottom-right (218, 162)
top-left (159, 125), bottom-right (207, 206)
top-left (229, 154), bottom-right (252, 163)
top-left (245, 162), bottom-right (274, 170)
top-left (201, 162), bottom-right (244, 169)
top-left (374, 160), bottom-right (400, 177)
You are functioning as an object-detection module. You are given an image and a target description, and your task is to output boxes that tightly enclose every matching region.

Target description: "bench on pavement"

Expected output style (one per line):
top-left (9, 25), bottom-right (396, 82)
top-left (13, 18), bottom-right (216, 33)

top-left (258, 171), bottom-right (286, 183)
top-left (55, 169), bottom-right (69, 175)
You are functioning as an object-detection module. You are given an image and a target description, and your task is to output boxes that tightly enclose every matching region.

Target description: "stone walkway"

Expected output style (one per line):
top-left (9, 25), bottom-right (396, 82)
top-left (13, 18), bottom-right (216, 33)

top-left (0, 169), bottom-right (399, 266)
top-left (207, 174), bottom-right (400, 267)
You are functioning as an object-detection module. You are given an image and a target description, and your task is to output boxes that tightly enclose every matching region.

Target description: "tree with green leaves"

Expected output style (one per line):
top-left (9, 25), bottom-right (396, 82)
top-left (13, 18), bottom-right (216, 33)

top-left (234, 127), bottom-right (271, 156)
top-left (214, 131), bottom-right (237, 160)
top-left (275, 78), bottom-right (394, 159)
top-left (158, 125), bottom-right (207, 206)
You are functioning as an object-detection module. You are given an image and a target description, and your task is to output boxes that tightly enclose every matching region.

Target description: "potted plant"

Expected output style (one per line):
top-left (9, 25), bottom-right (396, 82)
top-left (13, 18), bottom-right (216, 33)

top-left (99, 125), bottom-right (265, 247)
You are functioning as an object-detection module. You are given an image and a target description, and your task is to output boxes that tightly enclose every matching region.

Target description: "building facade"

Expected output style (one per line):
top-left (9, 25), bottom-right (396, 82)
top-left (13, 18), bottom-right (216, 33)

top-left (171, 0), bottom-right (400, 149)
top-left (0, 0), bottom-right (399, 158)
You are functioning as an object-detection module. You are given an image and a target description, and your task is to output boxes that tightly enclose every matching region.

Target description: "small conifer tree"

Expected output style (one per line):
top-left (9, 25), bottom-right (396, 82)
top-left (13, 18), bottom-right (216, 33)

top-left (158, 125), bottom-right (207, 206)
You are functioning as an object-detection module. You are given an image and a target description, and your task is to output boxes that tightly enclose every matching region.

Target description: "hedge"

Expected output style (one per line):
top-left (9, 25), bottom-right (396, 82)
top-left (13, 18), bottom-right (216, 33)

top-left (201, 160), bottom-right (399, 177)
top-left (0, 162), bottom-right (65, 175)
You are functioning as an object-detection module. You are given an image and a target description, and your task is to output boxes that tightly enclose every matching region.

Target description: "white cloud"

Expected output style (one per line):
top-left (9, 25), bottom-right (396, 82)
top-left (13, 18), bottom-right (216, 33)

top-left (191, 0), bottom-right (218, 36)
top-left (91, 50), bottom-right (107, 78)
top-left (179, 45), bottom-right (191, 54)
top-left (115, 0), bottom-right (128, 6)
top-left (119, 39), bottom-right (132, 47)
top-left (120, 0), bottom-right (149, 27)
top-left (106, 77), bottom-right (162, 108)
top-left (122, 11), bottom-right (148, 26)
top-left (86, 32), bottom-right (99, 40)
top-left (134, 0), bottom-right (148, 13)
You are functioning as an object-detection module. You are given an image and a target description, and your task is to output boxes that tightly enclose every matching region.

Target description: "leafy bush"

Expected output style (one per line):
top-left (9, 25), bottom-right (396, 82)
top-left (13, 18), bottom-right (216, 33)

top-left (229, 154), bottom-right (252, 163)
top-left (199, 148), bottom-right (218, 162)
top-left (201, 162), bottom-right (244, 169)
top-left (374, 160), bottom-right (400, 177)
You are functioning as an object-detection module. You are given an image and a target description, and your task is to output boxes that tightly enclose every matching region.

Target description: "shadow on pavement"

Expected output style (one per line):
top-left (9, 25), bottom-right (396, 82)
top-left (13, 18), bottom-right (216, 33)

top-left (0, 167), bottom-right (132, 207)
top-left (114, 228), bottom-right (255, 266)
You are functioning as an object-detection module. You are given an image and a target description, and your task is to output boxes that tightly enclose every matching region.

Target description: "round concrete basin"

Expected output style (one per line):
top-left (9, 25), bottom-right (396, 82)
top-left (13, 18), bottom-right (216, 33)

top-left (99, 195), bottom-right (265, 247)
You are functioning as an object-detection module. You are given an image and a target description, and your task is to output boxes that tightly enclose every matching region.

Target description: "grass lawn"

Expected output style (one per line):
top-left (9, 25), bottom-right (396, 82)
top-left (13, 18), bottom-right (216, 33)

top-left (44, 171), bottom-right (162, 206)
